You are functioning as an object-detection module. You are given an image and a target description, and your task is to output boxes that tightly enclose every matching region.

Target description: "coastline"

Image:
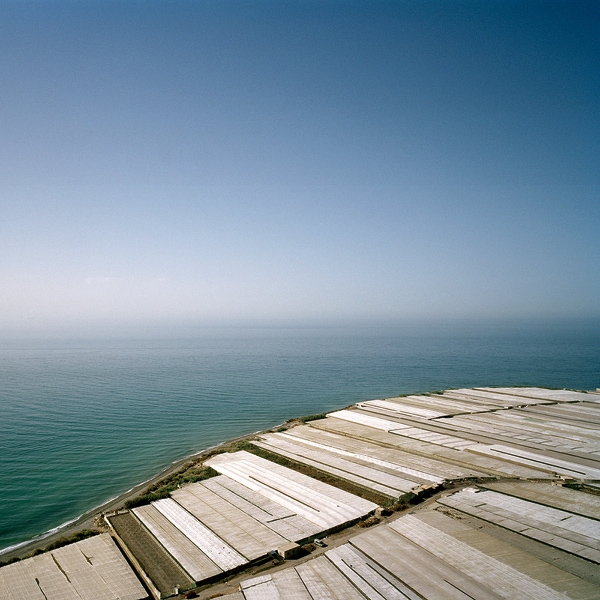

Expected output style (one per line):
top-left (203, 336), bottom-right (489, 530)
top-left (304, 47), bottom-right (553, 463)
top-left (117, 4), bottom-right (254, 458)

top-left (3, 386), bottom-right (600, 599)
top-left (3, 327), bottom-right (599, 567)
top-left (5, 386), bottom-right (598, 564)
top-left (0, 423), bottom-right (285, 562)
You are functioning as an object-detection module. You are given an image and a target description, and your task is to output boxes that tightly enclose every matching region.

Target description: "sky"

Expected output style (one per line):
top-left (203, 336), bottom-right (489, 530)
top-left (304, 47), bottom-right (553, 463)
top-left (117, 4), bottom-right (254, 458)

top-left (0, 0), bottom-right (598, 336)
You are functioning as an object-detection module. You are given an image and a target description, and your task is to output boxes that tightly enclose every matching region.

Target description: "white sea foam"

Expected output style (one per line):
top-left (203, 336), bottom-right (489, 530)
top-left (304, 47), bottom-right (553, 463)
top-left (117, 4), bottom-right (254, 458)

top-left (0, 514), bottom-right (81, 556)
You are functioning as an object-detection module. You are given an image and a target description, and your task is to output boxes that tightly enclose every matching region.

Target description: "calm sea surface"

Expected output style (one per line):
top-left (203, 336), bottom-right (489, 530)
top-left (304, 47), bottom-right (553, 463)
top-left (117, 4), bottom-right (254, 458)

top-left (1, 320), bottom-right (599, 553)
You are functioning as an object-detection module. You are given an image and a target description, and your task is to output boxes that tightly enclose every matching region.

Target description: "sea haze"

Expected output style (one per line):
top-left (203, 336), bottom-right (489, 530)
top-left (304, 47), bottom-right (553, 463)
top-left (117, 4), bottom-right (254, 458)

top-left (1, 318), bottom-right (598, 553)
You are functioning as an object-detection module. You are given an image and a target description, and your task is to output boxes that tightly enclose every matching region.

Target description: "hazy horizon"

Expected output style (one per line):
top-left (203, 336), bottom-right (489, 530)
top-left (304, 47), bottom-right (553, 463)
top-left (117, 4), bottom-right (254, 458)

top-left (1, 0), bottom-right (598, 336)
top-left (2, 315), bottom-right (599, 343)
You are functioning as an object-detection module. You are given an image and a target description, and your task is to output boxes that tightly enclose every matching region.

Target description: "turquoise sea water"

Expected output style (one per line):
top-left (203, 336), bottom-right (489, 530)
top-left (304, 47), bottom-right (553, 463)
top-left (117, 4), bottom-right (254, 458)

top-left (1, 319), bottom-right (599, 553)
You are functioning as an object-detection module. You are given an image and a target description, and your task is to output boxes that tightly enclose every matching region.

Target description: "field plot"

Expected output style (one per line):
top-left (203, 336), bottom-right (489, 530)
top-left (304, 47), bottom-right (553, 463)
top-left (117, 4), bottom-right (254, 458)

top-left (109, 451), bottom-right (377, 595)
top-left (444, 410), bottom-right (600, 455)
top-left (308, 413), bottom-right (553, 478)
top-left (298, 388), bottom-right (600, 482)
top-left (357, 398), bottom-right (451, 419)
top-left (232, 550), bottom-right (419, 600)
top-left (439, 488), bottom-right (600, 563)
top-left (357, 394), bottom-right (502, 418)
top-left (201, 475), bottom-right (322, 540)
top-left (108, 511), bottom-right (195, 597)
top-left (384, 512), bottom-right (593, 599)
top-left (328, 409), bottom-right (478, 449)
top-left (482, 388), bottom-right (599, 404)
top-left (481, 480), bottom-right (600, 519)
top-left (132, 503), bottom-right (225, 580)
top-left (442, 387), bottom-right (558, 407)
top-left (520, 402), bottom-right (600, 428)
top-left (224, 503), bottom-right (600, 600)
top-left (470, 444), bottom-right (600, 479)
top-left (254, 425), bottom-right (459, 499)
top-left (169, 486), bottom-right (285, 562)
top-left (0, 533), bottom-right (147, 600)
top-left (205, 451), bottom-right (378, 530)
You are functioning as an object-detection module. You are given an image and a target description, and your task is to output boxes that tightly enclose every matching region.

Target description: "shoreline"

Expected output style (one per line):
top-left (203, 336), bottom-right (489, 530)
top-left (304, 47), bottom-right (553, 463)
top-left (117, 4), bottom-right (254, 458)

top-left (5, 386), bottom-right (596, 563)
top-left (0, 423), bottom-right (286, 562)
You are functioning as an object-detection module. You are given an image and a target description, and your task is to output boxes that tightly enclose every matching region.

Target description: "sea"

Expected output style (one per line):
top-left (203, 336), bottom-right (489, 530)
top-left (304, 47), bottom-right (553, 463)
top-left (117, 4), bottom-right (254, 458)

top-left (1, 318), bottom-right (599, 554)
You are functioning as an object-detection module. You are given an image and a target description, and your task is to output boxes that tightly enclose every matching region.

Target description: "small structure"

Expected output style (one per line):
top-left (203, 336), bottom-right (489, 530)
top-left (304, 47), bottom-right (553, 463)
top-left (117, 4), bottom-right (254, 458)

top-left (277, 542), bottom-right (301, 560)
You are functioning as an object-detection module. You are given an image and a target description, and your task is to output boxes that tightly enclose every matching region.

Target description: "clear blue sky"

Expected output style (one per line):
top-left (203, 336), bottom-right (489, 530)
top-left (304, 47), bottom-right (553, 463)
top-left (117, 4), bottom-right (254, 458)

top-left (1, 0), bottom-right (598, 335)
